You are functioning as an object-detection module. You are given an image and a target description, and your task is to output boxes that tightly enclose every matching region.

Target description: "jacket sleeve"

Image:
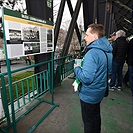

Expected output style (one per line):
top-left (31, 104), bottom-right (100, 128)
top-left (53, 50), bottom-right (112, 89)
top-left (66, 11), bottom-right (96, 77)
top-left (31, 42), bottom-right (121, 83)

top-left (107, 53), bottom-right (113, 76)
top-left (74, 50), bottom-right (98, 84)
top-left (112, 41), bottom-right (117, 57)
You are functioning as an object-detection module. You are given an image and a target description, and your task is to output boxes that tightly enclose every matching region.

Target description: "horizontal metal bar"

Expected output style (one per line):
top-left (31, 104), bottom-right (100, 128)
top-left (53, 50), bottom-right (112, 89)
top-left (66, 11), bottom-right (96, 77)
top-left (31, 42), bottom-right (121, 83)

top-left (28, 104), bottom-right (59, 133)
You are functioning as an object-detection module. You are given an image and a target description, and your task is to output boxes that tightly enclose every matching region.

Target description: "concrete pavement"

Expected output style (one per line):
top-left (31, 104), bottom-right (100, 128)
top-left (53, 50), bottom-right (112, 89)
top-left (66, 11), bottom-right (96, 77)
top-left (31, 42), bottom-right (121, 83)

top-left (0, 60), bottom-right (34, 73)
top-left (7, 75), bottom-right (133, 133)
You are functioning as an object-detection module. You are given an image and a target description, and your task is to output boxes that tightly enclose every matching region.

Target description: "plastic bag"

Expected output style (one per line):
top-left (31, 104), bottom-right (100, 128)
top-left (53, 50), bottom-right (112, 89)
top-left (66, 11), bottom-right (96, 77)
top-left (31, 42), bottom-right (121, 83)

top-left (72, 78), bottom-right (81, 92)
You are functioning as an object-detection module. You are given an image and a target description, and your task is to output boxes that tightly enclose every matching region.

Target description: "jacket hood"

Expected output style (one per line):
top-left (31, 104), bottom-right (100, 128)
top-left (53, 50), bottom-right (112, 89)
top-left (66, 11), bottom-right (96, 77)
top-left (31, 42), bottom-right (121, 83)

top-left (86, 37), bottom-right (112, 53)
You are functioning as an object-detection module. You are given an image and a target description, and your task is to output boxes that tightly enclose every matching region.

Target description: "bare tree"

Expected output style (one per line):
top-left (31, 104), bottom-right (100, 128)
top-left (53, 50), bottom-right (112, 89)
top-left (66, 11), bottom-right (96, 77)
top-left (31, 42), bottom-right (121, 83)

top-left (70, 30), bottom-right (79, 54)
top-left (56, 28), bottom-right (66, 52)
top-left (56, 28), bottom-right (80, 54)
top-left (0, 37), bottom-right (3, 48)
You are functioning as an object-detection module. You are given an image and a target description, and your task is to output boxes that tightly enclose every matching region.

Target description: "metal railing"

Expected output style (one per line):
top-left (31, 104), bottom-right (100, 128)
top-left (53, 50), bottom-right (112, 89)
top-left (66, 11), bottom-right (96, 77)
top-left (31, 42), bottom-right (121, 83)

top-left (0, 53), bottom-right (78, 133)
top-left (55, 54), bottom-right (76, 84)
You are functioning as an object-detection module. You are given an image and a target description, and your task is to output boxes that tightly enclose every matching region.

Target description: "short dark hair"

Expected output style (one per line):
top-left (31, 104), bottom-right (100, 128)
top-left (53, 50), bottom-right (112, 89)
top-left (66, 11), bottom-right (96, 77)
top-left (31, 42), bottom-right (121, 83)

top-left (88, 23), bottom-right (105, 38)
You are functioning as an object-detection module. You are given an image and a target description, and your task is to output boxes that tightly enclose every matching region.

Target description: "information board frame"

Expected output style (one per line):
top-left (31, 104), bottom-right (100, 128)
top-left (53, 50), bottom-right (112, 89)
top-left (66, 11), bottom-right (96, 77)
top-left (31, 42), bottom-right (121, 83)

top-left (2, 7), bottom-right (54, 59)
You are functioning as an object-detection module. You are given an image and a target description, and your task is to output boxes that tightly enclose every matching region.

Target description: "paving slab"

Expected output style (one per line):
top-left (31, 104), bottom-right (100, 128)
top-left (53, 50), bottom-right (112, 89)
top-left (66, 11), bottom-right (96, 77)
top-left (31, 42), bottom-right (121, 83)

top-left (7, 75), bottom-right (133, 133)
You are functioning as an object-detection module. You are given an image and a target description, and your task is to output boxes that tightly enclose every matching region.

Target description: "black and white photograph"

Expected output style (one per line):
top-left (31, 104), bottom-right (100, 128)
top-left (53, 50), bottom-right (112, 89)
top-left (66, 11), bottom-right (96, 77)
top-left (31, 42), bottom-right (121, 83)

top-left (47, 29), bottom-right (53, 51)
top-left (8, 29), bottom-right (21, 43)
top-left (24, 42), bottom-right (40, 55)
top-left (47, 43), bottom-right (53, 47)
top-left (47, 29), bottom-right (52, 44)
top-left (22, 26), bottom-right (40, 42)
top-left (1, 6), bottom-right (54, 58)
top-left (47, 47), bottom-right (53, 52)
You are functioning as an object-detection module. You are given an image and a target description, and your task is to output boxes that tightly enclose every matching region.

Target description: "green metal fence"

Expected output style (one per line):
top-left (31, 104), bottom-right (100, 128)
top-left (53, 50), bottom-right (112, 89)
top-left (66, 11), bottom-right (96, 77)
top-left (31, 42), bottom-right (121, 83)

top-left (55, 54), bottom-right (76, 84)
top-left (0, 53), bottom-right (78, 133)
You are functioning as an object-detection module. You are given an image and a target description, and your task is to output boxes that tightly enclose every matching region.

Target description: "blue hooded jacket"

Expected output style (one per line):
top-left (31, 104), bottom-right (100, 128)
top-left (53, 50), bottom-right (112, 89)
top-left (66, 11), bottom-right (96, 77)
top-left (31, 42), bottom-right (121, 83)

top-left (74, 37), bottom-right (113, 104)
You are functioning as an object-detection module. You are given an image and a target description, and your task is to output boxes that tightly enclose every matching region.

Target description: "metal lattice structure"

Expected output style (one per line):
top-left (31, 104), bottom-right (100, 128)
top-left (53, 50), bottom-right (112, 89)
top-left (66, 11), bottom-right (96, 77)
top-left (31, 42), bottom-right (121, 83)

top-left (54, 0), bottom-right (132, 57)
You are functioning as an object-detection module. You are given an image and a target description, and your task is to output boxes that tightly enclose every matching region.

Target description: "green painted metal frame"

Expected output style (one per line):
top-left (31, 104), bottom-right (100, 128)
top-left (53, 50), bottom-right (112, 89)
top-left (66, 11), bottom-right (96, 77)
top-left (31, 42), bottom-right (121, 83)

top-left (0, 8), bottom-right (79, 130)
top-left (0, 7), bottom-right (59, 133)
top-left (55, 54), bottom-right (78, 83)
top-left (1, 7), bottom-right (16, 132)
top-left (0, 56), bottom-right (59, 133)
top-left (0, 5), bottom-right (81, 133)
top-left (0, 52), bottom-right (80, 133)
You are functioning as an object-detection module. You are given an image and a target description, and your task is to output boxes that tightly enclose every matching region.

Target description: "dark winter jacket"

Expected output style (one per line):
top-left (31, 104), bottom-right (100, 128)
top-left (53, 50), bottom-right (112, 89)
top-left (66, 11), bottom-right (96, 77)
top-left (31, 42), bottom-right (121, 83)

top-left (74, 37), bottom-right (112, 104)
top-left (112, 37), bottom-right (128, 64)
top-left (127, 38), bottom-right (133, 66)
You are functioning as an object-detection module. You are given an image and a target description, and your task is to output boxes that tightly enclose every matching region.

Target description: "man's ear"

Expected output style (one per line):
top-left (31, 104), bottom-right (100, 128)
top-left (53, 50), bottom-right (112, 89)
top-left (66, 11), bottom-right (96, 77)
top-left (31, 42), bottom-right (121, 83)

top-left (94, 33), bottom-right (98, 40)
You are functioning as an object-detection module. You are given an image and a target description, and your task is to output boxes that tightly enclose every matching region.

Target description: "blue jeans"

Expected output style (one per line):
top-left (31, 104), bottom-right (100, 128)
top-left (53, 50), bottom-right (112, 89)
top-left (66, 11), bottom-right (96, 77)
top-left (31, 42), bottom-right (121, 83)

top-left (80, 100), bottom-right (101, 133)
top-left (128, 66), bottom-right (133, 114)
top-left (129, 66), bottom-right (133, 95)
top-left (110, 61), bottom-right (124, 87)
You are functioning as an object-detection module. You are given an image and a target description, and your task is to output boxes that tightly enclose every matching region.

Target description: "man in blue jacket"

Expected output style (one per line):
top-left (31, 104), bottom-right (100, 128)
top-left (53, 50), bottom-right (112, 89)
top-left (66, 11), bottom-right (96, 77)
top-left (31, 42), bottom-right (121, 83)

top-left (74, 23), bottom-right (112, 133)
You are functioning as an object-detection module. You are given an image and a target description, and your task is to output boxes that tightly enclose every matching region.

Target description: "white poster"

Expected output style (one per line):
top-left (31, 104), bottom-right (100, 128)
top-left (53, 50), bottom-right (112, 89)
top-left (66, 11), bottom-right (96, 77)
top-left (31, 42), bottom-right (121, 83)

top-left (3, 8), bottom-right (54, 59)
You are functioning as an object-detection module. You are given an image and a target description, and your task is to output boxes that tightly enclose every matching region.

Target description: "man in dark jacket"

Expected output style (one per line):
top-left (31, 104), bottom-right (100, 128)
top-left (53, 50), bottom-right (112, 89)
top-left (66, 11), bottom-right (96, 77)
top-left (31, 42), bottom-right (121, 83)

top-left (127, 38), bottom-right (133, 96)
top-left (109, 30), bottom-right (128, 91)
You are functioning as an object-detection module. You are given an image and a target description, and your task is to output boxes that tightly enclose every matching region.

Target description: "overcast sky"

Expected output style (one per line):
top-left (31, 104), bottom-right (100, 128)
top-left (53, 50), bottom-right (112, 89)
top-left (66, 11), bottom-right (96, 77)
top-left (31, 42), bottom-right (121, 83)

top-left (53, 0), bottom-right (84, 30)
top-left (0, 0), bottom-right (84, 30)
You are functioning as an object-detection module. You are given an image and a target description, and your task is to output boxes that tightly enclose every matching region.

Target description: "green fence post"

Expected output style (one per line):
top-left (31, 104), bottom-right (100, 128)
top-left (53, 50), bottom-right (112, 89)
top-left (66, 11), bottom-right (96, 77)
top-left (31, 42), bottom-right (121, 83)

top-left (51, 52), bottom-right (54, 103)
top-left (1, 74), bottom-right (11, 126)
top-left (2, 7), bottom-right (17, 133)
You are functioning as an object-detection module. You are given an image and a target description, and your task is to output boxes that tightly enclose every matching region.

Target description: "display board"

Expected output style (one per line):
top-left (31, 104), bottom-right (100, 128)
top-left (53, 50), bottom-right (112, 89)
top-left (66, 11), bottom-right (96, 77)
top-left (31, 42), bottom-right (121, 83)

top-left (2, 7), bottom-right (54, 59)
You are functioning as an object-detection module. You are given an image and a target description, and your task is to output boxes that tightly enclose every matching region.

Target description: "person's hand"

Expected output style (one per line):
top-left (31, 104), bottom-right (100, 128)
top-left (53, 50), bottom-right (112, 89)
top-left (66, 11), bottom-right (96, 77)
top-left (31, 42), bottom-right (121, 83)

top-left (74, 64), bottom-right (78, 68)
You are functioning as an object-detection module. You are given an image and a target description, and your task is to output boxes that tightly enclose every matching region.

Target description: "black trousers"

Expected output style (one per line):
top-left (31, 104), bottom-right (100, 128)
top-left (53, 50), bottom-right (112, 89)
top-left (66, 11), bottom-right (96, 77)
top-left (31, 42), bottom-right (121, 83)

top-left (80, 100), bottom-right (101, 133)
top-left (123, 69), bottom-right (129, 83)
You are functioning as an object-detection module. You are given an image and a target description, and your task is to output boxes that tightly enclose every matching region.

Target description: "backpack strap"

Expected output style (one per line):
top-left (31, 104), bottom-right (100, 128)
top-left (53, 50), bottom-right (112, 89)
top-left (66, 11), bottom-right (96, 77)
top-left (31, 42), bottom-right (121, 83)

top-left (101, 50), bottom-right (109, 97)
